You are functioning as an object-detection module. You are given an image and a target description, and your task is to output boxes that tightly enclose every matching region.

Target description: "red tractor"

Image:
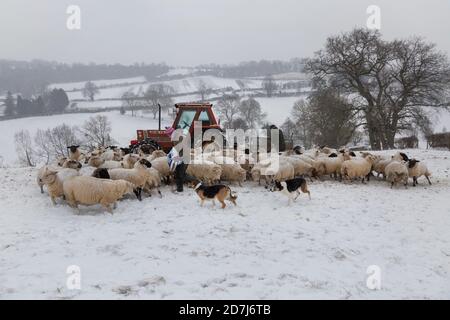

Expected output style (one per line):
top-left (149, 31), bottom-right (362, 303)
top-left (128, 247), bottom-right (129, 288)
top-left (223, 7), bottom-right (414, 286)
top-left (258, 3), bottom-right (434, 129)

top-left (130, 102), bottom-right (222, 153)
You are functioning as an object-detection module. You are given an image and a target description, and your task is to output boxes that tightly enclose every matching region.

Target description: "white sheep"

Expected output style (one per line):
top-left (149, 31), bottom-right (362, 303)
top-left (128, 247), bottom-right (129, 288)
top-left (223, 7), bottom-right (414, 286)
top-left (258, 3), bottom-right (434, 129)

top-left (121, 153), bottom-right (141, 169)
top-left (39, 167), bottom-right (79, 204)
top-left (266, 161), bottom-right (294, 183)
top-left (251, 160), bottom-right (294, 185)
top-left (372, 156), bottom-right (392, 179)
top-left (151, 157), bottom-right (171, 183)
top-left (143, 167), bottom-right (163, 197)
top-left (291, 154), bottom-right (316, 166)
top-left (62, 159), bottom-right (82, 170)
top-left (57, 157), bottom-right (68, 166)
top-left (99, 160), bottom-right (123, 169)
top-left (219, 163), bottom-right (246, 186)
top-left (340, 155), bottom-right (377, 183)
top-left (392, 151), bottom-right (409, 162)
top-left (67, 145), bottom-right (81, 161)
top-left (318, 146), bottom-right (337, 155)
top-left (37, 165), bottom-right (60, 193)
top-left (385, 161), bottom-right (409, 188)
top-left (209, 156), bottom-right (246, 186)
top-left (250, 159), bottom-right (272, 185)
top-left (407, 159), bottom-right (432, 186)
top-left (63, 176), bottom-right (134, 214)
top-left (280, 156), bottom-right (316, 180)
top-left (312, 153), bottom-right (348, 179)
top-left (88, 156), bottom-right (122, 169)
top-left (147, 150), bottom-right (167, 161)
top-left (79, 166), bottom-right (96, 177)
top-left (186, 160), bottom-right (222, 185)
top-left (108, 159), bottom-right (152, 201)
top-left (101, 149), bottom-right (116, 161)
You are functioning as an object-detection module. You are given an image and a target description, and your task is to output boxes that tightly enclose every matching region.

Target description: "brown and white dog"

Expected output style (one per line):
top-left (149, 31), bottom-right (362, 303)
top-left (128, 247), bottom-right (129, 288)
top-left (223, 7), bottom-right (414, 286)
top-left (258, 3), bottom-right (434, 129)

top-left (270, 177), bottom-right (311, 205)
top-left (191, 181), bottom-right (237, 209)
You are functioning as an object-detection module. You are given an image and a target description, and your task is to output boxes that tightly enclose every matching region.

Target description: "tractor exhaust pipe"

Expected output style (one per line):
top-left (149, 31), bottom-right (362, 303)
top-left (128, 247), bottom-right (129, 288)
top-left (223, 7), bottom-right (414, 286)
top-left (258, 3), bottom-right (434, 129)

top-left (158, 103), bottom-right (162, 130)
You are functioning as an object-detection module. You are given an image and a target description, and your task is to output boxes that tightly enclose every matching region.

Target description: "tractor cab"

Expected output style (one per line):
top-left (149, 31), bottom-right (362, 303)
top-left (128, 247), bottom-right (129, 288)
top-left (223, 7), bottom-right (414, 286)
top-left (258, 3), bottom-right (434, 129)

top-left (173, 103), bottom-right (220, 134)
top-left (132, 102), bottom-right (222, 153)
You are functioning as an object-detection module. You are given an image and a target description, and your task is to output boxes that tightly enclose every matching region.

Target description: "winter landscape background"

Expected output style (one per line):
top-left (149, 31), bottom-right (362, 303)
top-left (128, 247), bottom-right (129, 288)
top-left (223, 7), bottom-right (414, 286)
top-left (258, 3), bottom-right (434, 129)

top-left (1, 0), bottom-right (450, 300)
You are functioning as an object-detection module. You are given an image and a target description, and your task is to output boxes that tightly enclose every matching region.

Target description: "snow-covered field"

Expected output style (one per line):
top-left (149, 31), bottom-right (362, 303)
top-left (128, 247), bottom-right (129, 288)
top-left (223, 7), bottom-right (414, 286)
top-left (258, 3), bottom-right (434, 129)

top-left (0, 148), bottom-right (449, 299)
top-left (255, 96), bottom-right (302, 126)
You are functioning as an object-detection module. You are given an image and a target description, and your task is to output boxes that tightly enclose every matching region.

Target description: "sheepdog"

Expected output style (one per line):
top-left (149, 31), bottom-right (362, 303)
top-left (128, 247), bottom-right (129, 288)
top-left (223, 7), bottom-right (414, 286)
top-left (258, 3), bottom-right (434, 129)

top-left (270, 177), bottom-right (311, 205)
top-left (191, 181), bottom-right (237, 209)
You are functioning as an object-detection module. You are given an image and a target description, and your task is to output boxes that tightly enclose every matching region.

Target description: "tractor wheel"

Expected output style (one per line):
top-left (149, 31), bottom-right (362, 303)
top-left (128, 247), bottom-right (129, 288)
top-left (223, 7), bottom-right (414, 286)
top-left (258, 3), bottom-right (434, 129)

top-left (132, 138), bottom-right (161, 155)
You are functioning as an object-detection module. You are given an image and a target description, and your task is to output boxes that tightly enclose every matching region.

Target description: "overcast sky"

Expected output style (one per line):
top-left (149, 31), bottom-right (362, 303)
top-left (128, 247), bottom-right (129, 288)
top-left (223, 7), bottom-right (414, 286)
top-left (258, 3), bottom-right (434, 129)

top-left (0, 0), bottom-right (449, 66)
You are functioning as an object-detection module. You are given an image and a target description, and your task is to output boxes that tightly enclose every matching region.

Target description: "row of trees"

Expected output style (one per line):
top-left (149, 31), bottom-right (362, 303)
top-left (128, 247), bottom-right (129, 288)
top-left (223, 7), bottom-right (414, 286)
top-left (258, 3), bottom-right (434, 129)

top-left (199, 58), bottom-right (305, 78)
top-left (3, 89), bottom-right (69, 117)
top-left (14, 115), bottom-right (115, 166)
top-left (121, 83), bottom-right (175, 118)
top-left (0, 60), bottom-right (169, 97)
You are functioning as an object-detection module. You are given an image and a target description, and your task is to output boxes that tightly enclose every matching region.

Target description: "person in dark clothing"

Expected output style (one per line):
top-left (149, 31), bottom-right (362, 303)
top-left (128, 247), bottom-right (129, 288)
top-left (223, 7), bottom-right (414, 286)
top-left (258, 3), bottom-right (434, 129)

top-left (174, 162), bottom-right (187, 192)
top-left (168, 136), bottom-right (188, 192)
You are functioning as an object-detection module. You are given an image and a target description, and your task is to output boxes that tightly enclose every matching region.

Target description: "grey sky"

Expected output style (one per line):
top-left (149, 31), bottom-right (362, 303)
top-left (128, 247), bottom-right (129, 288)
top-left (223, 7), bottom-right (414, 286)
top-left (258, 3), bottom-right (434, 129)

top-left (0, 0), bottom-right (449, 66)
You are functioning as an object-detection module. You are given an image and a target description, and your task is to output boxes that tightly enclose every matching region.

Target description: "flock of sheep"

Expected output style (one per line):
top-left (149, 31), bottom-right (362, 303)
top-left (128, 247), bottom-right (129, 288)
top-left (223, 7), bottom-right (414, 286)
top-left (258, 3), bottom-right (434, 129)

top-left (36, 144), bottom-right (432, 213)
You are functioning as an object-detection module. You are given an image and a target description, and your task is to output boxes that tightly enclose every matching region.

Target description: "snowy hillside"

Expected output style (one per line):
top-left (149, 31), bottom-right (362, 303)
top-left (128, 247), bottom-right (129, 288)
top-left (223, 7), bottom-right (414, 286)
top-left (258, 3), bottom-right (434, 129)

top-left (0, 148), bottom-right (449, 299)
top-left (49, 77), bottom-right (147, 92)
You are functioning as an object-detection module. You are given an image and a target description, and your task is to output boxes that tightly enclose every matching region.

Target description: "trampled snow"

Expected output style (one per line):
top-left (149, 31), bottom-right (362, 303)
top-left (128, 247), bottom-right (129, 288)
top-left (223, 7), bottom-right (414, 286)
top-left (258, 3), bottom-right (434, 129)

top-left (0, 149), bottom-right (449, 299)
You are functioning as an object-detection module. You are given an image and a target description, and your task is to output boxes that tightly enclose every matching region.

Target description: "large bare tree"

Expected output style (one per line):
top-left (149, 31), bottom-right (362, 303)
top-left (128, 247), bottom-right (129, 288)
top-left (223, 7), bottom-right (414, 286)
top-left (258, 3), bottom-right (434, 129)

top-left (143, 84), bottom-right (174, 119)
top-left (216, 94), bottom-right (241, 128)
top-left (197, 80), bottom-right (212, 102)
top-left (239, 97), bottom-right (266, 129)
top-left (79, 115), bottom-right (115, 150)
top-left (121, 90), bottom-right (142, 117)
top-left (306, 28), bottom-right (450, 149)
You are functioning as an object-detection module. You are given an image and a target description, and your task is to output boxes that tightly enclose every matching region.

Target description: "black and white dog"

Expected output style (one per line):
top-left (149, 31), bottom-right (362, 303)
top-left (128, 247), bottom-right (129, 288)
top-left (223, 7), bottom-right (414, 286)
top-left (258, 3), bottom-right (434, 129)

top-left (270, 177), bottom-right (311, 205)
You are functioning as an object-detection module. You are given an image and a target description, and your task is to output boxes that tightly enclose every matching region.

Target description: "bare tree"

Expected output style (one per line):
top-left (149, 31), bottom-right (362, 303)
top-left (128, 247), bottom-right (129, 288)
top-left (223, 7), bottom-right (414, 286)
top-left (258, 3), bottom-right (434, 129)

top-left (47, 124), bottom-right (81, 158)
top-left (306, 28), bottom-right (450, 149)
top-left (79, 115), bottom-right (115, 150)
top-left (239, 97), bottom-right (266, 128)
top-left (14, 130), bottom-right (36, 167)
top-left (82, 81), bottom-right (100, 101)
top-left (143, 84), bottom-right (174, 119)
top-left (216, 94), bottom-right (241, 128)
top-left (121, 90), bottom-right (142, 117)
top-left (281, 118), bottom-right (301, 145)
top-left (197, 80), bottom-right (212, 101)
top-left (34, 129), bottom-right (53, 164)
top-left (262, 75), bottom-right (278, 97)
